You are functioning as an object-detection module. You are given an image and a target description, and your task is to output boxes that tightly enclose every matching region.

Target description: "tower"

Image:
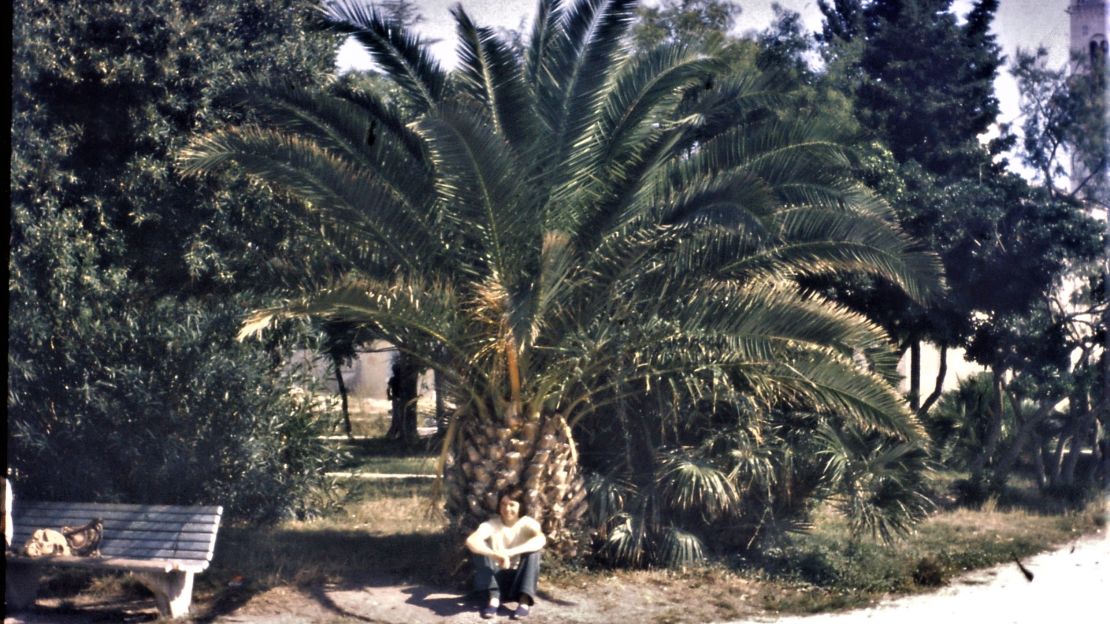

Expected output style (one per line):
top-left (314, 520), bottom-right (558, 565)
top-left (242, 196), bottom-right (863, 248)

top-left (1067, 1), bottom-right (1108, 195)
top-left (1069, 0), bottom-right (1108, 65)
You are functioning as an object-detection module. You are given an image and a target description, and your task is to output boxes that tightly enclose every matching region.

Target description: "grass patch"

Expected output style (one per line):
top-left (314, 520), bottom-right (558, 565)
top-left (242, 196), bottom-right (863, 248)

top-left (323, 396), bottom-right (439, 438)
top-left (750, 496), bottom-right (1104, 614)
top-left (330, 435), bottom-right (439, 474)
top-left (201, 478), bottom-right (457, 595)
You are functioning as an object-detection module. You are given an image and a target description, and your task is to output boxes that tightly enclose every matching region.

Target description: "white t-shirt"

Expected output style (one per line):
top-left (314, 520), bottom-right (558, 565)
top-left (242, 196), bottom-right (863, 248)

top-left (475, 516), bottom-right (543, 569)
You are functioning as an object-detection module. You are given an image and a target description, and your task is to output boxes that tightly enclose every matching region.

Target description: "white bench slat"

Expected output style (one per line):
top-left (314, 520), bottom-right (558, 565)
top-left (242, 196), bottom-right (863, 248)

top-left (17, 510), bottom-right (219, 528)
top-left (19, 502), bottom-right (222, 515)
top-left (7, 554), bottom-right (211, 574)
top-left (12, 532), bottom-right (214, 550)
top-left (14, 527), bottom-right (218, 542)
top-left (13, 524), bottom-right (214, 544)
top-left (16, 510), bottom-right (221, 524)
top-left (92, 547), bottom-right (214, 560)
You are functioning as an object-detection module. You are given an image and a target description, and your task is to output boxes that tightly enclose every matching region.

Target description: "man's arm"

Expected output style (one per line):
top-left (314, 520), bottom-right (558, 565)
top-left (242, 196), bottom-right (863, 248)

top-left (503, 517), bottom-right (546, 557)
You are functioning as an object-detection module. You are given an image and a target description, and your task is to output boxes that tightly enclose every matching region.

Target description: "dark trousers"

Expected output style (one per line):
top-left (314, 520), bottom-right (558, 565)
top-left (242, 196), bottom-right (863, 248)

top-left (472, 551), bottom-right (541, 604)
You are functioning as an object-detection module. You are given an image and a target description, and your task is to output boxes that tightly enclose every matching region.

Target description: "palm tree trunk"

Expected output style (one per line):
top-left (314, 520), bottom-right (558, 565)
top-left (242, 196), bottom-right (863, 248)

top-left (445, 410), bottom-right (587, 556)
top-left (387, 354), bottom-right (420, 446)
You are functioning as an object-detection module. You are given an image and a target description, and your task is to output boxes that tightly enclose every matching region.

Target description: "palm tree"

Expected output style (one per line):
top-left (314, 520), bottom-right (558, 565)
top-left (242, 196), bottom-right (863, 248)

top-left (181, 0), bottom-right (941, 553)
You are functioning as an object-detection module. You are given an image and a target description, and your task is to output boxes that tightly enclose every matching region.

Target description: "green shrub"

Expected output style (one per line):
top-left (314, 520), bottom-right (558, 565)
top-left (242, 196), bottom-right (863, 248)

top-left (8, 296), bottom-right (341, 524)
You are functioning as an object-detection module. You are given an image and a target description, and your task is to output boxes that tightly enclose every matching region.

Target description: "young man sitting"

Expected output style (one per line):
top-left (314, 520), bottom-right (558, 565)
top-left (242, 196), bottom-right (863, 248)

top-left (465, 492), bottom-right (546, 619)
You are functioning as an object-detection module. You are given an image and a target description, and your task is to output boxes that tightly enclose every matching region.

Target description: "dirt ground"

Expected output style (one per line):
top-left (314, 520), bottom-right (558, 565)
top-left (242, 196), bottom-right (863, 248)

top-left (6, 564), bottom-right (767, 623)
top-left (5, 533), bottom-right (1107, 624)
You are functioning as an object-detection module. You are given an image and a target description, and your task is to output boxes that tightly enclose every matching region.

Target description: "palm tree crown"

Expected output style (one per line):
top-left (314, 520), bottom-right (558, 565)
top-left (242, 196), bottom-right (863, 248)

top-left (182, 0), bottom-right (942, 550)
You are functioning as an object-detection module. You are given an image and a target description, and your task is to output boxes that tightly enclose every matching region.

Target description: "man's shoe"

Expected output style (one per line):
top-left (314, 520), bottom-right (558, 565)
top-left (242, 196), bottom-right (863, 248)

top-left (480, 604), bottom-right (498, 619)
top-left (511, 604), bottom-right (531, 620)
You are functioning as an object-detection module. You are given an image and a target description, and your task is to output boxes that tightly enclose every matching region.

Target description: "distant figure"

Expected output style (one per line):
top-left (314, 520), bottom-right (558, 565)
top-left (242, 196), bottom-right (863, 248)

top-left (465, 492), bottom-right (546, 620)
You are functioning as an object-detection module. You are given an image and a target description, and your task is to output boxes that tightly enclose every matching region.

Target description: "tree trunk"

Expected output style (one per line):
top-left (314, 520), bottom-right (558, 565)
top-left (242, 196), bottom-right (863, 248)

top-left (909, 341), bottom-right (921, 411)
top-left (445, 408), bottom-right (587, 557)
top-left (970, 370), bottom-right (1005, 488)
top-left (1033, 439), bottom-right (1048, 489)
top-left (1047, 425), bottom-right (1068, 486)
top-left (1060, 416), bottom-right (1093, 487)
top-left (435, 367), bottom-right (449, 436)
top-left (387, 354), bottom-right (420, 446)
top-left (1050, 390), bottom-right (1093, 488)
top-left (990, 397), bottom-right (1054, 490)
top-left (333, 357), bottom-right (352, 440)
top-left (917, 345), bottom-right (947, 418)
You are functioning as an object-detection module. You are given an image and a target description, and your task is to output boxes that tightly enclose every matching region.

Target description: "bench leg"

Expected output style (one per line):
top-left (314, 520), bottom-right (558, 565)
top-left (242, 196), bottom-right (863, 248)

top-left (136, 570), bottom-right (194, 619)
top-left (5, 561), bottom-right (40, 610)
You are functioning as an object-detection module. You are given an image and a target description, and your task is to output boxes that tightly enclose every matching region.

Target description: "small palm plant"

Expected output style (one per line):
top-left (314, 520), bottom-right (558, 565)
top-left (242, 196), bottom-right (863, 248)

top-left (181, 0), bottom-right (941, 554)
top-left (584, 399), bottom-right (934, 568)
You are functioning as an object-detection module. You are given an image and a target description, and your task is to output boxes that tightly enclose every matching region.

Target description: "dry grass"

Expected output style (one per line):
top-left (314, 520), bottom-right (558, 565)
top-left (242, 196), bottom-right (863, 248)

top-left (753, 493), bottom-right (1106, 614)
top-left (200, 480), bottom-right (457, 592)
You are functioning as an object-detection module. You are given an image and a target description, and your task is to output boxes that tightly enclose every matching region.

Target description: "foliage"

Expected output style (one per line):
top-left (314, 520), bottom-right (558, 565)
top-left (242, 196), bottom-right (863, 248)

top-left (183, 0), bottom-right (941, 559)
top-left (924, 373), bottom-right (1002, 469)
top-left (9, 0), bottom-right (343, 522)
top-left (815, 0), bottom-right (1104, 449)
top-left (8, 296), bottom-right (340, 523)
top-left (630, 0), bottom-right (741, 52)
top-left (1011, 47), bottom-right (1109, 207)
top-left (820, 0), bottom-right (1003, 176)
top-left (584, 402), bottom-right (933, 567)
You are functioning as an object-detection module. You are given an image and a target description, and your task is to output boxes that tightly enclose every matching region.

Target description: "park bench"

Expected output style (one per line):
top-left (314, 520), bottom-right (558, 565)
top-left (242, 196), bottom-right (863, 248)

top-left (6, 500), bottom-right (223, 619)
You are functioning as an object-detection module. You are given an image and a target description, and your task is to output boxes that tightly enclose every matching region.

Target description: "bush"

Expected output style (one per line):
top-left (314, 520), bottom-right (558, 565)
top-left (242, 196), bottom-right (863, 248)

top-left (911, 556), bottom-right (947, 587)
top-left (8, 295), bottom-right (341, 524)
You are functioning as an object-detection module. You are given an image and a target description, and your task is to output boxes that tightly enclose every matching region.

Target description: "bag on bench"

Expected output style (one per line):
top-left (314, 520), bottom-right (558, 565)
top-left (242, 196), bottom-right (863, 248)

top-left (22, 518), bottom-right (103, 558)
top-left (23, 528), bottom-right (71, 557)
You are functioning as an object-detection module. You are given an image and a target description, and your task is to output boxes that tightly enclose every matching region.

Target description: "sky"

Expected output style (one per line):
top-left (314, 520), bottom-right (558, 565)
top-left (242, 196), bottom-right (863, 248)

top-left (335, 0), bottom-right (1076, 131)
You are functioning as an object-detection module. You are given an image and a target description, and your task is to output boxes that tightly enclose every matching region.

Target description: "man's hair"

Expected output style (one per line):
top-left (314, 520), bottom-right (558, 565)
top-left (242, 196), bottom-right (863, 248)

top-left (499, 490), bottom-right (523, 507)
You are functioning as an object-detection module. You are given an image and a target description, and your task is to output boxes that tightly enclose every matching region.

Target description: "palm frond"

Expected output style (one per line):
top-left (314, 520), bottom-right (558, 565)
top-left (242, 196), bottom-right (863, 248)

top-left (524, 0), bottom-right (558, 92)
top-left (180, 127), bottom-right (440, 275)
top-left (416, 105), bottom-right (537, 294)
top-left (330, 79), bottom-right (428, 160)
top-left (600, 511), bottom-right (649, 567)
top-left (537, 0), bottom-right (638, 166)
top-left (654, 526), bottom-right (707, 568)
top-left (758, 356), bottom-right (926, 442)
top-left (571, 45), bottom-right (720, 176)
top-left (218, 82), bottom-right (434, 211)
top-left (584, 469), bottom-right (633, 525)
top-left (320, 0), bottom-right (446, 113)
top-left (655, 450), bottom-right (738, 521)
top-left (452, 6), bottom-right (537, 151)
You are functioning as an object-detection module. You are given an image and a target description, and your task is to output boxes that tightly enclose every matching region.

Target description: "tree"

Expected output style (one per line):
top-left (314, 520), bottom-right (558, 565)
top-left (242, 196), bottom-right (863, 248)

top-left (183, 0), bottom-right (941, 553)
top-left (9, 0), bottom-right (343, 521)
top-left (1011, 47), bottom-right (1109, 209)
top-left (816, 0), bottom-right (1011, 413)
top-left (320, 319), bottom-right (373, 439)
top-left (631, 0), bottom-right (741, 52)
top-left (973, 48), bottom-right (1110, 495)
